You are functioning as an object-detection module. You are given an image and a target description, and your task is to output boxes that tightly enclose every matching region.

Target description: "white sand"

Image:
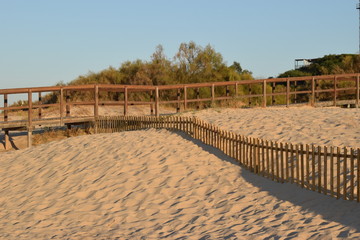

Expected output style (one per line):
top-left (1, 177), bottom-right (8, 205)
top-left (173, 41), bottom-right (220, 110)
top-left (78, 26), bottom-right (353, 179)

top-left (1, 106), bottom-right (360, 239)
top-left (1, 128), bottom-right (360, 239)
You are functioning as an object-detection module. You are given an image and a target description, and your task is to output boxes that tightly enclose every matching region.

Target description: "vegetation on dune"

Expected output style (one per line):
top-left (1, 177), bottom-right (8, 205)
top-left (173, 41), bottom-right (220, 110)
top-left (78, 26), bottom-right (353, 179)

top-left (68, 42), bottom-right (253, 87)
top-left (278, 54), bottom-right (360, 78)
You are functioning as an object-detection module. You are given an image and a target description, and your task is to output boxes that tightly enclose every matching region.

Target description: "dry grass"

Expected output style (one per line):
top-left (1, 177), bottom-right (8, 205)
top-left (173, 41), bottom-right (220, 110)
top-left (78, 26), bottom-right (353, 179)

top-left (32, 127), bottom-right (92, 146)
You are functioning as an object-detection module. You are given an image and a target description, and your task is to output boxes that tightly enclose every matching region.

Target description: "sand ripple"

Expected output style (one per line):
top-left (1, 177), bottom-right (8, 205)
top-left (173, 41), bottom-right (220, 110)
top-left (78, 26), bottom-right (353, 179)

top-left (1, 129), bottom-right (360, 239)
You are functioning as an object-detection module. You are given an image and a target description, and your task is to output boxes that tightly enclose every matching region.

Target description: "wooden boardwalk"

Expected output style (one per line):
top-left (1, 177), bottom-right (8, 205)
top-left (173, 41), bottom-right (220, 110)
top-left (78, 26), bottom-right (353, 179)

top-left (1, 73), bottom-right (359, 149)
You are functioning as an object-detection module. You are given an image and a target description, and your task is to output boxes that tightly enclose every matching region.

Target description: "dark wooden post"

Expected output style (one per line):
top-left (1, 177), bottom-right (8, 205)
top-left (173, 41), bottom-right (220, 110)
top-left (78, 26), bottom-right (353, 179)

top-left (94, 85), bottom-right (99, 118)
top-left (66, 90), bottom-right (71, 117)
top-left (124, 87), bottom-right (128, 116)
top-left (272, 82), bottom-right (276, 105)
top-left (311, 77), bottom-right (315, 106)
top-left (294, 81), bottom-right (297, 104)
top-left (262, 80), bottom-right (267, 108)
top-left (286, 78), bottom-right (290, 107)
top-left (235, 83), bottom-right (238, 97)
top-left (38, 92), bottom-right (42, 119)
top-left (4, 93), bottom-right (9, 150)
top-left (155, 87), bottom-right (159, 117)
top-left (356, 75), bottom-right (359, 108)
top-left (176, 88), bottom-right (181, 113)
top-left (248, 85), bottom-right (252, 106)
top-left (184, 86), bottom-right (187, 110)
top-left (60, 88), bottom-right (64, 125)
top-left (27, 89), bottom-right (33, 148)
top-left (333, 76), bottom-right (337, 106)
top-left (4, 93), bottom-right (8, 122)
top-left (150, 90), bottom-right (154, 115)
top-left (196, 88), bottom-right (200, 110)
top-left (211, 84), bottom-right (215, 105)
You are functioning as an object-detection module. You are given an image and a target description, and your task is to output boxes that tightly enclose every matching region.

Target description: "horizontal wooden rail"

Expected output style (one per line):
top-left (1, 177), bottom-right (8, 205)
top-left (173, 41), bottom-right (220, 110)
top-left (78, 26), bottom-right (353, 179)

top-left (1, 73), bottom-right (359, 145)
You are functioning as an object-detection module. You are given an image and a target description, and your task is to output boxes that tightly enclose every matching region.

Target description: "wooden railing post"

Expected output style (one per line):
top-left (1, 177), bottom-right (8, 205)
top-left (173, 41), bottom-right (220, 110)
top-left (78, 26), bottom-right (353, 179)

top-left (177, 88), bottom-right (181, 113)
top-left (4, 93), bottom-right (9, 149)
top-left (311, 77), bottom-right (315, 107)
top-left (196, 88), bottom-right (200, 110)
top-left (263, 79), bottom-right (267, 108)
top-left (94, 85), bottom-right (99, 118)
top-left (4, 93), bottom-right (8, 122)
top-left (356, 75), bottom-right (359, 108)
top-left (272, 82), bottom-right (276, 105)
top-left (124, 87), bottom-right (128, 116)
top-left (248, 85), bottom-right (252, 106)
top-left (60, 88), bottom-right (64, 125)
top-left (286, 78), bottom-right (290, 107)
top-left (150, 90), bottom-right (154, 115)
top-left (66, 90), bottom-right (71, 117)
top-left (38, 92), bottom-right (42, 119)
top-left (333, 76), bottom-right (337, 107)
top-left (184, 86), bottom-right (187, 110)
top-left (155, 87), bottom-right (159, 117)
top-left (211, 84), bottom-right (215, 105)
top-left (27, 89), bottom-right (33, 148)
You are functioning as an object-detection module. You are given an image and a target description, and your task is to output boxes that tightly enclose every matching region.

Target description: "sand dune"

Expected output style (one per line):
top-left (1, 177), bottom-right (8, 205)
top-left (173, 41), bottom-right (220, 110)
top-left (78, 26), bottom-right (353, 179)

top-left (1, 129), bottom-right (360, 239)
top-left (185, 106), bottom-right (360, 149)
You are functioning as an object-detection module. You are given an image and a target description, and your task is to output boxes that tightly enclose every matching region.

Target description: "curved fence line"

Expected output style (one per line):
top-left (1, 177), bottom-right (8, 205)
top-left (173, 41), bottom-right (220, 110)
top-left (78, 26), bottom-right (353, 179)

top-left (95, 115), bottom-right (360, 202)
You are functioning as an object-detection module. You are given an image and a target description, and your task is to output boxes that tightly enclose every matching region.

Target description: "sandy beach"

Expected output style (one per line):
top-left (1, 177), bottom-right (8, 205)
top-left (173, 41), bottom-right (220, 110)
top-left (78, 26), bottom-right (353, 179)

top-left (0, 106), bottom-right (360, 239)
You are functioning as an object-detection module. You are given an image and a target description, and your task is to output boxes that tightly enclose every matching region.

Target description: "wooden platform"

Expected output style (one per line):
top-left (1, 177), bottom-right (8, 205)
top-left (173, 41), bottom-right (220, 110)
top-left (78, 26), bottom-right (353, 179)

top-left (0, 116), bottom-right (95, 129)
top-left (0, 117), bottom-right (95, 150)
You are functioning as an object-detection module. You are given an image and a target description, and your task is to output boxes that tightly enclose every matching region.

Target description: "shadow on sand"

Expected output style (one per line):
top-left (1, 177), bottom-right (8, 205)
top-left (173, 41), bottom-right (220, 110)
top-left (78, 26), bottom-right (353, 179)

top-left (174, 130), bottom-right (360, 234)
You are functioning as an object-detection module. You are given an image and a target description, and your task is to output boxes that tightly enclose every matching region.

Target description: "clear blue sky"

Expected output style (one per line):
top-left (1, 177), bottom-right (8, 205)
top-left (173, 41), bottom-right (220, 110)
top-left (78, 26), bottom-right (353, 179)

top-left (0, 0), bottom-right (358, 89)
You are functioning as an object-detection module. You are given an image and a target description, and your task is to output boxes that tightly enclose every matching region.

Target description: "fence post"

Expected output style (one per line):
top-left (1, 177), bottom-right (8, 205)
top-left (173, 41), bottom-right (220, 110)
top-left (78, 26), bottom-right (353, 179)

top-left (38, 92), bottom-right (42, 119)
top-left (27, 89), bottom-right (33, 148)
top-left (184, 86), bottom-right (187, 110)
top-left (211, 84), bottom-right (215, 106)
top-left (333, 76), bottom-right (337, 107)
top-left (66, 90), bottom-right (71, 117)
top-left (155, 87), bottom-right (159, 117)
top-left (272, 82), bottom-right (276, 105)
top-left (60, 88), bottom-right (64, 125)
top-left (286, 78), bottom-right (290, 107)
top-left (196, 88), bottom-right (200, 110)
top-left (177, 89), bottom-right (181, 113)
top-left (124, 87), bottom-right (128, 116)
top-left (311, 77), bottom-right (315, 107)
top-left (94, 85), bottom-right (99, 118)
top-left (356, 75), bottom-right (359, 108)
top-left (263, 79), bottom-right (267, 108)
top-left (3, 93), bottom-right (9, 148)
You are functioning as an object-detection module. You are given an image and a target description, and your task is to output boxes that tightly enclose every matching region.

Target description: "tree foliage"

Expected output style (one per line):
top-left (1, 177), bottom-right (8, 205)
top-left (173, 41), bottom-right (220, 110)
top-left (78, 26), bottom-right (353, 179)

top-left (278, 54), bottom-right (360, 78)
top-left (68, 41), bottom-right (253, 86)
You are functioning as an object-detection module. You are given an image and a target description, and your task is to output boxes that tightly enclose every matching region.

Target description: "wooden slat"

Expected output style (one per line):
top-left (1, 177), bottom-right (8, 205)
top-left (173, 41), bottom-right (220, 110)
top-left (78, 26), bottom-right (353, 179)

top-left (324, 146), bottom-right (328, 195)
top-left (337, 147), bottom-right (341, 199)
top-left (318, 146), bottom-right (322, 193)
top-left (280, 142), bottom-right (285, 183)
top-left (350, 148), bottom-right (355, 201)
top-left (306, 144), bottom-right (310, 189)
top-left (300, 144), bottom-right (305, 188)
top-left (330, 146), bottom-right (334, 197)
top-left (312, 145), bottom-right (316, 191)
top-left (357, 148), bottom-right (360, 202)
top-left (343, 147), bottom-right (348, 200)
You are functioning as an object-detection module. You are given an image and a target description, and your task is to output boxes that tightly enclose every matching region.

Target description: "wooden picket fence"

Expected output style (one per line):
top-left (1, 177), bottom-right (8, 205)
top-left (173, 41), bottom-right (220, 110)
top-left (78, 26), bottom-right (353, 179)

top-left (95, 115), bottom-right (360, 202)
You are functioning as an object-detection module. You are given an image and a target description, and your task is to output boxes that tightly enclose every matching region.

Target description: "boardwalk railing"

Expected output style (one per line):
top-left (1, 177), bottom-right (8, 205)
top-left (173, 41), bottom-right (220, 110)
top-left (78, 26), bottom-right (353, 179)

top-left (1, 73), bottom-right (360, 149)
top-left (95, 115), bottom-right (360, 202)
